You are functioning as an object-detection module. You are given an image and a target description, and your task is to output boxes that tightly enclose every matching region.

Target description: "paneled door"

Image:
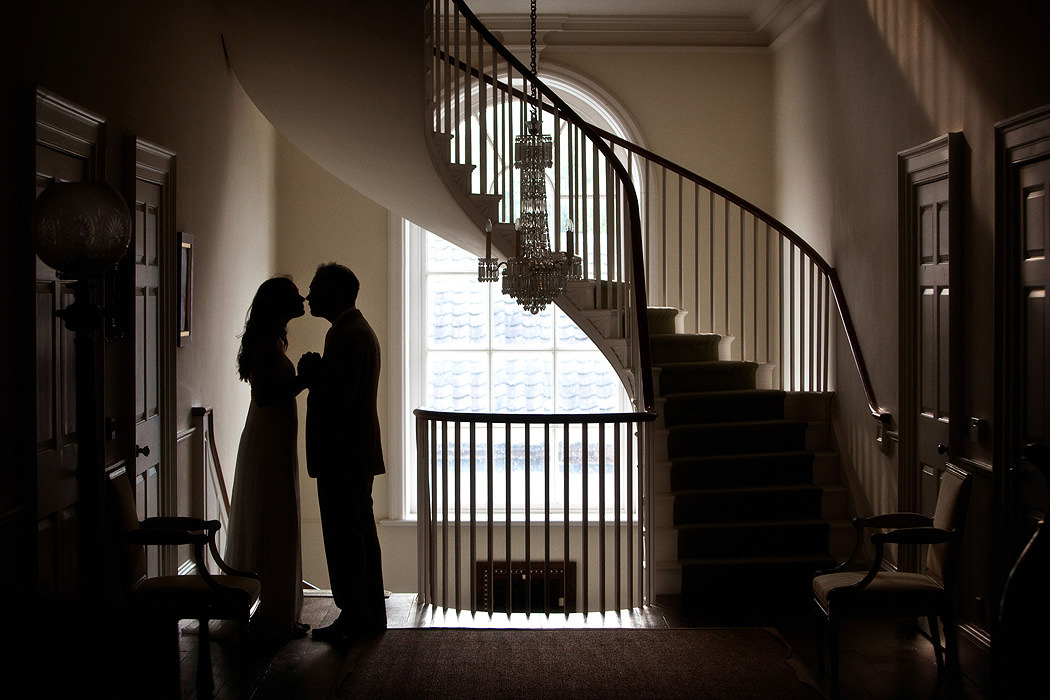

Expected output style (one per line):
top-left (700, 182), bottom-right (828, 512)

top-left (33, 89), bottom-right (106, 598)
top-left (996, 106), bottom-right (1050, 573)
top-left (899, 133), bottom-right (965, 539)
top-left (994, 102), bottom-right (1050, 697)
top-left (127, 138), bottom-right (177, 576)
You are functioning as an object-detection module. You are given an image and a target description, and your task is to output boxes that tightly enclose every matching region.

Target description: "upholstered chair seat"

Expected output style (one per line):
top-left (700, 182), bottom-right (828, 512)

top-left (811, 464), bottom-right (972, 696)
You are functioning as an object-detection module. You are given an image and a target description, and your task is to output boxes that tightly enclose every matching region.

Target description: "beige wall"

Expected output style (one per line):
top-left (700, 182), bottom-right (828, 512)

top-left (271, 136), bottom-right (414, 591)
top-left (772, 0), bottom-right (1050, 631)
top-left (543, 49), bottom-right (775, 213)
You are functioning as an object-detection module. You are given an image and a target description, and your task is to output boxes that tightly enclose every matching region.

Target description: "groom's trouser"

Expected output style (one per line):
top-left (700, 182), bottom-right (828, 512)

top-left (316, 472), bottom-right (386, 626)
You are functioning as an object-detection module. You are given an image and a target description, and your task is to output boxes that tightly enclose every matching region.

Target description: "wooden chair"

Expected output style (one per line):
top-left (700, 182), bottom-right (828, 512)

top-left (812, 463), bottom-right (972, 696)
top-left (108, 466), bottom-right (261, 700)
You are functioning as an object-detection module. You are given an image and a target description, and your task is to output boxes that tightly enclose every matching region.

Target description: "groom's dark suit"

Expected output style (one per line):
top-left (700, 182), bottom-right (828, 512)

top-left (305, 307), bottom-right (386, 629)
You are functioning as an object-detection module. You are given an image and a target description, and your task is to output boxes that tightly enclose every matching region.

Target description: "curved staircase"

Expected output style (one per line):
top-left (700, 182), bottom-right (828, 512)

top-left (221, 0), bottom-right (888, 617)
top-left (647, 309), bottom-right (849, 619)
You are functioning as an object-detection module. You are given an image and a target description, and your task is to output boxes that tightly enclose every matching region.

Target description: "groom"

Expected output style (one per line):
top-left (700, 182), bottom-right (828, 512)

top-left (298, 262), bottom-right (387, 641)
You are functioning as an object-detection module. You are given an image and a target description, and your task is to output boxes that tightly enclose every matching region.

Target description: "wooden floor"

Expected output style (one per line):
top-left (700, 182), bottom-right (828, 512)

top-left (180, 592), bottom-right (991, 700)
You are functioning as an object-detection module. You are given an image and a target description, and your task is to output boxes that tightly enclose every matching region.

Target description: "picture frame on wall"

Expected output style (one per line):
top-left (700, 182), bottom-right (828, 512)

top-left (178, 231), bottom-right (193, 346)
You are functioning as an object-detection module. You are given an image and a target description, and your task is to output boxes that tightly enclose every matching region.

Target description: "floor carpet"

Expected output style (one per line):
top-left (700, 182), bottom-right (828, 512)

top-left (336, 627), bottom-right (825, 700)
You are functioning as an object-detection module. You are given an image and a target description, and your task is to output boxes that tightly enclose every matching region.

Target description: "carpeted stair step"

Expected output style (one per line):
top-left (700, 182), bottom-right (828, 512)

top-left (662, 389), bottom-right (786, 426)
top-left (670, 451), bottom-right (815, 491)
top-left (646, 307), bottom-right (681, 334)
top-left (673, 484), bottom-right (825, 524)
top-left (655, 361), bottom-right (757, 394)
top-left (649, 333), bottom-right (723, 364)
top-left (677, 519), bottom-right (831, 559)
top-left (667, 419), bottom-right (808, 458)
top-left (679, 554), bottom-right (837, 615)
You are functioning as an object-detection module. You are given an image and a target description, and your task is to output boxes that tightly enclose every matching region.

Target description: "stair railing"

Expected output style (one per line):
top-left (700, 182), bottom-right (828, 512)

top-left (422, 0), bottom-right (889, 615)
top-left (415, 408), bottom-right (656, 614)
top-left (423, 0), bottom-right (657, 614)
top-left (426, 0), bottom-right (652, 411)
top-left (588, 127), bottom-right (888, 424)
top-left (426, 0), bottom-right (887, 427)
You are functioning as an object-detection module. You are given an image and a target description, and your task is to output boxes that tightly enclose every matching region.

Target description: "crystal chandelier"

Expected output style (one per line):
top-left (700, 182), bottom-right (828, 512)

top-left (477, 0), bottom-right (581, 314)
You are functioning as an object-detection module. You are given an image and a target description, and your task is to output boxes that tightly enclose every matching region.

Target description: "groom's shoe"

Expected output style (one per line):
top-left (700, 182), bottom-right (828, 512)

top-left (311, 617), bottom-right (352, 642)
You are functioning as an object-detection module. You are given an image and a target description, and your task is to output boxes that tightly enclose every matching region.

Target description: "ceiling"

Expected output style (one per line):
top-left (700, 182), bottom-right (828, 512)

top-left (465, 0), bottom-right (817, 48)
top-left (469, 1), bottom-right (785, 19)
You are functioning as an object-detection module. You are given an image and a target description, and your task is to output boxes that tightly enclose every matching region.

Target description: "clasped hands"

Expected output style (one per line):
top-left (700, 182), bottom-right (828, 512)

top-left (297, 351), bottom-right (322, 385)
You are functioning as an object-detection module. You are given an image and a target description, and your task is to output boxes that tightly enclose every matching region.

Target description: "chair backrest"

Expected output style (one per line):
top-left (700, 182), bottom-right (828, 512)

top-left (107, 466), bottom-right (148, 592)
top-left (926, 464), bottom-right (973, 585)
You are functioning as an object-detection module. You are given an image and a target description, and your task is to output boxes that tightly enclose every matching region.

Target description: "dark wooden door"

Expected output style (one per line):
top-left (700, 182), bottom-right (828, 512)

top-left (899, 134), bottom-right (964, 531)
top-left (915, 174), bottom-right (953, 511)
top-left (1015, 155), bottom-right (1049, 527)
top-left (128, 138), bottom-right (177, 576)
top-left (994, 103), bottom-right (1050, 695)
top-left (33, 89), bottom-right (106, 598)
top-left (997, 107), bottom-right (1050, 560)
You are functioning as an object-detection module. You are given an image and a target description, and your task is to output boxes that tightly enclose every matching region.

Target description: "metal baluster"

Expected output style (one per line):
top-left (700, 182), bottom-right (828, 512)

top-left (454, 421), bottom-right (461, 611)
top-left (470, 421), bottom-right (477, 614)
top-left (598, 422), bottom-right (606, 611)
top-left (627, 420), bottom-right (635, 606)
top-left (563, 422), bottom-right (570, 616)
top-left (544, 421), bottom-right (551, 615)
top-left (525, 423), bottom-right (532, 614)
top-left (581, 421), bottom-right (588, 613)
top-left (505, 422), bottom-right (512, 615)
top-left (614, 421), bottom-right (622, 611)
top-left (441, 420), bottom-right (449, 607)
top-left (487, 421), bottom-right (494, 614)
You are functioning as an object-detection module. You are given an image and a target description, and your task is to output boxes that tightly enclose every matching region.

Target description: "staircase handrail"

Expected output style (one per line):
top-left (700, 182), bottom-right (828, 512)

top-left (436, 2), bottom-right (885, 426)
top-left (584, 125), bottom-right (888, 424)
top-left (440, 0), bottom-right (654, 413)
top-left (414, 407), bottom-right (659, 425)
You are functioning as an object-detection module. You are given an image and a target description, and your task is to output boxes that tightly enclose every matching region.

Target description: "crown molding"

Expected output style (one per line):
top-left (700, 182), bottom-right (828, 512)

top-left (477, 1), bottom-right (818, 50)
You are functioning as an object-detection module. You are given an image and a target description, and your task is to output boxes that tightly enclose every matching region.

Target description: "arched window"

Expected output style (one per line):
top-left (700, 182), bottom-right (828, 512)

top-left (389, 66), bottom-right (643, 520)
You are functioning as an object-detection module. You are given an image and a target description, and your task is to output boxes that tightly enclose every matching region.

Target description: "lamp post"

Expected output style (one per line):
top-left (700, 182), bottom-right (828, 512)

top-left (32, 181), bottom-right (132, 599)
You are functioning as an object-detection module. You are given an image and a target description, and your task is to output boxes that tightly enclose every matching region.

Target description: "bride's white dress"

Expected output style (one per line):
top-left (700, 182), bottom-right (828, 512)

top-left (224, 340), bottom-right (303, 640)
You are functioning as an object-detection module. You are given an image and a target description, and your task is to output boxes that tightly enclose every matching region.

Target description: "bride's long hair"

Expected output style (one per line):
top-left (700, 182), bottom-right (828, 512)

top-left (237, 276), bottom-right (297, 382)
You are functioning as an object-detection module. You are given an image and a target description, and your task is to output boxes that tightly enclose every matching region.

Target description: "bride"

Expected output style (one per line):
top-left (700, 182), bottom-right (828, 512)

top-left (224, 276), bottom-right (310, 643)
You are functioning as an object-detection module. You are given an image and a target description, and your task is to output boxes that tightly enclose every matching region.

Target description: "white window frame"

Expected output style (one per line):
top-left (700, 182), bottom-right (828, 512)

top-left (386, 65), bottom-right (646, 521)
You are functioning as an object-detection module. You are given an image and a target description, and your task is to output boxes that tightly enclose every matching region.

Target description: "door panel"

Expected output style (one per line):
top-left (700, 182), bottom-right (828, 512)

top-left (899, 134), bottom-right (963, 529)
top-left (995, 103), bottom-right (1050, 692)
top-left (134, 180), bottom-right (162, 508)
top-left (33, 91), bottom-right (106, 598)
top-left (916, 179), bottom-right (951, 492)
top-left (1017, 156), bottom-right (1050, 529)
top-left (127, 138), bottom-right (177, 576)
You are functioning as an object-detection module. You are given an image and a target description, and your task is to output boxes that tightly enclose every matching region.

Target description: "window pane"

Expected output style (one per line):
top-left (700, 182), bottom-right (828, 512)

top-left (493, 290), bottom-right (554, 349)
top-left (492, 352), bottom-right (554, 413)
top-left (427, 232), bottom-right (476, 272)
top-left (427, 274), bottom-right (489, 349)
top-left (556, 352), bottom-right (623, 413)
top-left (427, 351), bottom-right (489, 412)
top-left (554, 307), bottom-right (593, 349)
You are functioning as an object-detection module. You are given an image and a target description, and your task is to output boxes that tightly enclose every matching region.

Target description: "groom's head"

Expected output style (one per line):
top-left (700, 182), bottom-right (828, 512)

top-left (308, 262), bottom-right (360, 321)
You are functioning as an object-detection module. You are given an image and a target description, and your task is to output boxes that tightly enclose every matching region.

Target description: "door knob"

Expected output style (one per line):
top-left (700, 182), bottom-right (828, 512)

top-left (136, 444), bottom-right (150, 457)
top-left (937, 443), bottom-right (949, 455)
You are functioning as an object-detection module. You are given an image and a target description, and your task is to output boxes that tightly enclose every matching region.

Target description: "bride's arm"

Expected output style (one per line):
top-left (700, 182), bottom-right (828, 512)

top-left (250, 341), bottom-right (307, 404)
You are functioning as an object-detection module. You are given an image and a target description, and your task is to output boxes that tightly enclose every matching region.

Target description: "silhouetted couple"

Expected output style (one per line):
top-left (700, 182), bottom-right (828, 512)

top-left (224, 263), bottom-right (386, 646)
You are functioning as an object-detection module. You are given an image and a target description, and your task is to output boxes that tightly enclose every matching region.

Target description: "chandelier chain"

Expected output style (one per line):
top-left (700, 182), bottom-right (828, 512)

top-left (529, 0), bottom-right (538, 117)
top-left (477, 0), bottom-right (581, 314)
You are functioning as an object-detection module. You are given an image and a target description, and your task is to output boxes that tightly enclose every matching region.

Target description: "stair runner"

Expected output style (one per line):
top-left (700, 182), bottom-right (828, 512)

top-left (650, 310), bottom-right (839, 621)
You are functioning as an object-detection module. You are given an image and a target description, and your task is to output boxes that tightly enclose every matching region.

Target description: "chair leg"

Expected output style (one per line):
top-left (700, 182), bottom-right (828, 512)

top-left (927, 615), bottom-right (944, 670)
top-left (815, 613), bottom-right (826, 674)
top-left (197, 618), bottom-right (214, 700)
top-left (942, 613), bottom-right (963, 693)
top-left (829, 617), bottom-right (840, 697)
